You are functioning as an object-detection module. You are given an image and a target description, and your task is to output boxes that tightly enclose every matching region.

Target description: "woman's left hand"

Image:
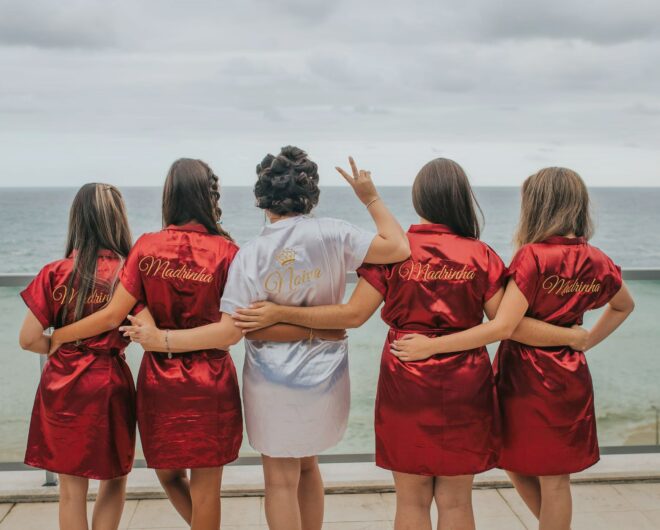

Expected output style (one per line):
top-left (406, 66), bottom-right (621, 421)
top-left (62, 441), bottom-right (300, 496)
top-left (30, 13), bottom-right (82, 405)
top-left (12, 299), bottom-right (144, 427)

top-left (233, 301), bottom-right (282, 332)
top-left (119, 315), bottom-right (166, 351)
top-left (390, 334), bottom-right (436, 362)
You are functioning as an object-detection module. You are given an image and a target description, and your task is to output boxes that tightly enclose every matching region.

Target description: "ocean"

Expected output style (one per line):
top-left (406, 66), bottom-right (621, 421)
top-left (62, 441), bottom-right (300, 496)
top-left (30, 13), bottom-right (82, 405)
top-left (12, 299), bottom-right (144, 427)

top-left (0, 186), bottom-right (659, 461)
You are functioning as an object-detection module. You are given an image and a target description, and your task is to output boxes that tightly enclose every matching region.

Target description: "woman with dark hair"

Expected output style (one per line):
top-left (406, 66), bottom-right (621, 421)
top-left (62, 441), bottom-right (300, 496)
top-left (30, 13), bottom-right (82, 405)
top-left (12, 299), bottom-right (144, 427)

top-left (19, 183), bottom-right (142, 530)
top-left (390, 167), bottom-right (634, 530)
top-left (49, 159), bottom-right (324, 530)
top-left (230, 158), bottom-right (590, 530)
top-left (121, 146), bottom-right (410, 530)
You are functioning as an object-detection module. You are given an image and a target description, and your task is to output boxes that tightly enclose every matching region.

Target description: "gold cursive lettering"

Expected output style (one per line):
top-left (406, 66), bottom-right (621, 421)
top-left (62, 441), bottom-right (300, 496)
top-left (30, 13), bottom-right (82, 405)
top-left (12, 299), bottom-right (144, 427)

top-left (138, 255), bottom-right (214, 284)
top-left (397, 260), bottom-right (476, 282)
top-left (542, 275), bottom-right (601, 296)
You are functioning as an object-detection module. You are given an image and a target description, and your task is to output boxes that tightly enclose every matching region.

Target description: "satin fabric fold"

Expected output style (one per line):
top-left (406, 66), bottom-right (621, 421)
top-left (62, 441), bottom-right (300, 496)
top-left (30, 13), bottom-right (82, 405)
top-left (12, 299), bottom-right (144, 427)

top-left (359, 224), bottom-right (506, 476)
top-left (120, 223), bottom-right (243, 468)
top-left (496, 236), bottom-right (623, 475)
top-left (21, 250), bottom-right (136, 479)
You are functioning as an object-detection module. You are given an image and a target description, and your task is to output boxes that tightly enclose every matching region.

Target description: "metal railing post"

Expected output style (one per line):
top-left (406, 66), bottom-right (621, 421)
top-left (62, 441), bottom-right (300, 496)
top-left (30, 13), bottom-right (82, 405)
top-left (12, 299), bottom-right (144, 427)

top-left (39, 353), bottom-right (58, 487)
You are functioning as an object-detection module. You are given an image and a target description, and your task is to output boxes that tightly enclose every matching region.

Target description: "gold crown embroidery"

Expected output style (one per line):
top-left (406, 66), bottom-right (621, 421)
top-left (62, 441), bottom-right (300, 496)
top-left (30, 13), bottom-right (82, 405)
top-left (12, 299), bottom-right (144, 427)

top-left (276, 248), bottom-right (296, 266)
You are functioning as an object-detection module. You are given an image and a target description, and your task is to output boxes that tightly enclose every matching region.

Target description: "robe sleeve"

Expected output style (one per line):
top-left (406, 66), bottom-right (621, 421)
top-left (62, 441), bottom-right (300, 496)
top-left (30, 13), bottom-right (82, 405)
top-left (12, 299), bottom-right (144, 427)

top-left (484, 245), bottom-right (507, 302)
top-left (20, 266), bottom-right (55, 329)
top-left (506, 245), bottom-right (540, 306)
top-left (119, 236), bottom-right (145, 302)
top-left (356, 263), bottom-right (389, 297)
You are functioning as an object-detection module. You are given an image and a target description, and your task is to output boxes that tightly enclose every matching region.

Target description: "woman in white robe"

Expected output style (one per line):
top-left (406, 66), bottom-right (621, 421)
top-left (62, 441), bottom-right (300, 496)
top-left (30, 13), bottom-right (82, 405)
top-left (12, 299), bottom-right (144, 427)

top-left (122, 146), bottom-right (410, 530)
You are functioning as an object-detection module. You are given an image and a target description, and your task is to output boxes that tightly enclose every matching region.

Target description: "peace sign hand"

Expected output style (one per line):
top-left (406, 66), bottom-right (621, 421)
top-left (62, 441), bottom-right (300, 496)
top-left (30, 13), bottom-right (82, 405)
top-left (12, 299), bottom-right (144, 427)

top-left (335, 156), bottom-right (379, 206)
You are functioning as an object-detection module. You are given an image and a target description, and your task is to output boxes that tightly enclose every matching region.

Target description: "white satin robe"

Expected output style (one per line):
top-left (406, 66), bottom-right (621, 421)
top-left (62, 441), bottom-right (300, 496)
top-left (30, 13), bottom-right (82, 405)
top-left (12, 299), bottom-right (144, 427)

top-left (221, 215), bottom-right (375, 457)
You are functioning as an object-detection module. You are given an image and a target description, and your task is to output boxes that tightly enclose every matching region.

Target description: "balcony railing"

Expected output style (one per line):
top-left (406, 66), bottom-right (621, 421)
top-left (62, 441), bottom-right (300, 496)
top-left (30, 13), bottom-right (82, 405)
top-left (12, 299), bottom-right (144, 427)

top-left (1, 269), bottom-right (659, 487)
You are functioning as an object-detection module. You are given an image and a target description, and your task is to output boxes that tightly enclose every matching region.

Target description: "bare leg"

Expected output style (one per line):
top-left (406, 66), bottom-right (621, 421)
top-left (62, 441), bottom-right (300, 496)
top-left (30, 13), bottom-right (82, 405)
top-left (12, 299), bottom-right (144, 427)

top-left (298, 456), bottom-right (324, 530)
top-left (392, 471), bottom-right (434, 530)
top-left (507, 471), bottom-right (541, 519)
top-left (263, 455), bottom-right (302, 530)
top-left (58, 474), bottom-right (89, 530)
top-left (156, 468), bottom-right (192, 524)
top-left (539, 475), bottom-right (572, 530)
top-left (188, 467), bottom-right (222, 530)
top-left (92, 476), bottom-right (127, 530)
top-left (434, 475), bottom-right (475, 530)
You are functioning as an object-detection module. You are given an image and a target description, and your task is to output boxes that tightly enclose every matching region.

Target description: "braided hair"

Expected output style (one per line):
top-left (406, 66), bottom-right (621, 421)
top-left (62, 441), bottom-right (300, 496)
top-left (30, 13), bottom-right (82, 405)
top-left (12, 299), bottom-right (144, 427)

top-left (254, 146), bottom-right (320, 215)
top-left (162, 158), bottom-right (233, 240)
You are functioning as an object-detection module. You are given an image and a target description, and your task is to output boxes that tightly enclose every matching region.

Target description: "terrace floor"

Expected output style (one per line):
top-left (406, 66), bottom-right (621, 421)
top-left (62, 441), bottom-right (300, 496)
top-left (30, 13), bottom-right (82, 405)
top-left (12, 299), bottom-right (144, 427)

top-left (2, 454), bottom-right (660, 529)
top-left (2, 483), bottom-right (660, 529)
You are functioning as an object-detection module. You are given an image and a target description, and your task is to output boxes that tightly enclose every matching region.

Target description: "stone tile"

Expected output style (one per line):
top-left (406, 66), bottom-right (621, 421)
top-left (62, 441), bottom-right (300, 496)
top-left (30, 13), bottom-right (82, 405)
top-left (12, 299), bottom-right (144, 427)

top-left (323, 521), bottom-right (393, 530)
top-left (473, 489), bottom-right (517, 517)
top-left (475, 515), bottom-right (527, 530)
top-left (497, 487), bottom-right (539, 529)
top-left (0, 502), bottom-right (58, 530)
top-left (641, 510), bottom-right (660, 526)
top-left (613, 483), bottom-right (660, 511)
top-left (324, 493), bottom-right (392, 522)
top-left (127, 500), bottom-right (187, 528)
top-left (0, 505), bottom-right (12, 523)
top-left (572, 484), bottom-right (633, 513)
top-left (221, 497), bottom-right (262, 525)
top-left (85, 499), bottom-right (137, 529)
top-left (571, 510), bottom-right (658, 530)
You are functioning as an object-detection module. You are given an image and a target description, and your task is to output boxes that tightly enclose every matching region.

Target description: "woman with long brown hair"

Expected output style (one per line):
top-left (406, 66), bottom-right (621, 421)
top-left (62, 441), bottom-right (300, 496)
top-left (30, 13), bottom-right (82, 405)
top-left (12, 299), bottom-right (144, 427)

top-left (390, 167), bottom-right (635, 530)
top-left (228, 158), bottom-right (587, 530)
top-left (48, 159), bottom-right (329, 530)
top-left (19, 183), bottom-right (141, 530)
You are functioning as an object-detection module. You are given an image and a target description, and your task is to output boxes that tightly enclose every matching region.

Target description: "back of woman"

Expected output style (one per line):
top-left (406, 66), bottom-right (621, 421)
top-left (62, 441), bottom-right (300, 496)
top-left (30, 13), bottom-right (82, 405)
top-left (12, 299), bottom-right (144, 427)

top-left (497, 234), bottom-right (622, 474)
top-left (357, 160), bottom-right (505, 477)
top-left (23, 250), bottom-right (136, 479)
top-left (221, 183), bottom-right (375, 458)
top-left (19, 183), bottom-right (138, 530)
top-left (117, 160), bottom-right (243, 470)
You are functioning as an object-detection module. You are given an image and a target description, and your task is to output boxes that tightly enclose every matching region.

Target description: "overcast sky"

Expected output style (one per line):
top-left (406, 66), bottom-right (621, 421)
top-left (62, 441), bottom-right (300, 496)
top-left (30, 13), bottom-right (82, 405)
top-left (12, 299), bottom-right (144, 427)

top-left (1, 0), bottom-right (659, 187)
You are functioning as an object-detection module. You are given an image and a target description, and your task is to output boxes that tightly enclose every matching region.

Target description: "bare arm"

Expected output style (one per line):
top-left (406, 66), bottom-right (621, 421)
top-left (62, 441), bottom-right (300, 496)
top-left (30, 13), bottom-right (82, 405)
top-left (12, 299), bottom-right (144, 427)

top-left (120, 313), bottom-right (344, 353)
top-left (338, 157), bottom-right (410, 264)
top-left (232, 278), bottom-right (384, 332)
top-left (487, 289), bottom-right (589, 350)
top-left (585, 282), bottom-right (634, 350)
top-left (50, 283), bottom-right (137, 352)
top-left (391, 281), bottom-right (530, 361)
top-left (18, 310), bottom-right (51, 355)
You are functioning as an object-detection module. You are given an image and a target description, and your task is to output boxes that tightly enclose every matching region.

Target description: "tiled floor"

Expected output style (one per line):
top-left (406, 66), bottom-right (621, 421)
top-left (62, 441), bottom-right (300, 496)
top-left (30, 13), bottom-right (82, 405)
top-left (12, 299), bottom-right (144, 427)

top-left (1, 483), bottom-right (660, 529)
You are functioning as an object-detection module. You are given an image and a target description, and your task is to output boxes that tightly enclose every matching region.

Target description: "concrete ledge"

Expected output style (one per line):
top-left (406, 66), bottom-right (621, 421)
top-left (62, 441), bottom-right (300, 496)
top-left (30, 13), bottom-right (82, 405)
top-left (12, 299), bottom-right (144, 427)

top-left (3, 453), bottom-right (660, 503)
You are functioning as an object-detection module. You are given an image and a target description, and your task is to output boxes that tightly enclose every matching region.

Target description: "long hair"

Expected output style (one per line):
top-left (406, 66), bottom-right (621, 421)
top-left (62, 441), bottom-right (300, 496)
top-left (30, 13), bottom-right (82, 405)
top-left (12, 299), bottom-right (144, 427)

top-left (514, 167), bottom-right (594, 248)
top-left (412, 158), bottom-right (483, 239)
top-left (162, 158), bottom-right (232, 240)
top-left (59, 183), bottom-right (132, 325)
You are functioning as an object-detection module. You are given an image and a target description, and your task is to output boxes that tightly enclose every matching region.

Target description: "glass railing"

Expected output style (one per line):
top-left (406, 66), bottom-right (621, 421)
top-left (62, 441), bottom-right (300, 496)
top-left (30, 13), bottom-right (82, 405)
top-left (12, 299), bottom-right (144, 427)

top-left (1, 271), bottom-right (658, 472)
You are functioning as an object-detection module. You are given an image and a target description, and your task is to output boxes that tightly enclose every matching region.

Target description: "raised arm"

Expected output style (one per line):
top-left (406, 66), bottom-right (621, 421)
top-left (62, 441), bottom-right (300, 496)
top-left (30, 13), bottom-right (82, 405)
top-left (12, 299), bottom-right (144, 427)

top-left (49, 283), bottom-right (137, 353)
top-left (584, 282), bottom-right (634, 350)
top-left (18, 310), bottom-right (51, 355)
top-left (232, 278), bottom-right (384, 332)
top-left (338, 157), bottom-right (410, 264)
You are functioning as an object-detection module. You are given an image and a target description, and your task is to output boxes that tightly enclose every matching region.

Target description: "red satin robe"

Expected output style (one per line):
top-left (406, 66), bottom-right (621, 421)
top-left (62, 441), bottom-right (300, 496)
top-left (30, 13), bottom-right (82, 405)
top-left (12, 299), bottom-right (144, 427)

top-left (120, 223), bottom-right (242, 469)
top-left (358, 224), bottom-right (506, 476)
top-left (21, 250), bottom-right (137, 480)
top-left (496, 236), bottom-right (622, 475)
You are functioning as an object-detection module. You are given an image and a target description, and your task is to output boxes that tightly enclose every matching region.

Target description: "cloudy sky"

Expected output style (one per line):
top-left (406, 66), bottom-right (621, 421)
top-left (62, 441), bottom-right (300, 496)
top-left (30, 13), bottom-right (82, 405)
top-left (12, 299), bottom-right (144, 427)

top-left (1, 0), bottom-right (659, 187)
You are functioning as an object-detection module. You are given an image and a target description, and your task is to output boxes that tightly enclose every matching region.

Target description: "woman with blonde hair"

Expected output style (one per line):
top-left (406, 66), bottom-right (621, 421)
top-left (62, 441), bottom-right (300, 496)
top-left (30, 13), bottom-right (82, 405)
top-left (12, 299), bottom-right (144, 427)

top-left (391, 167), bottom-right (635, 530)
